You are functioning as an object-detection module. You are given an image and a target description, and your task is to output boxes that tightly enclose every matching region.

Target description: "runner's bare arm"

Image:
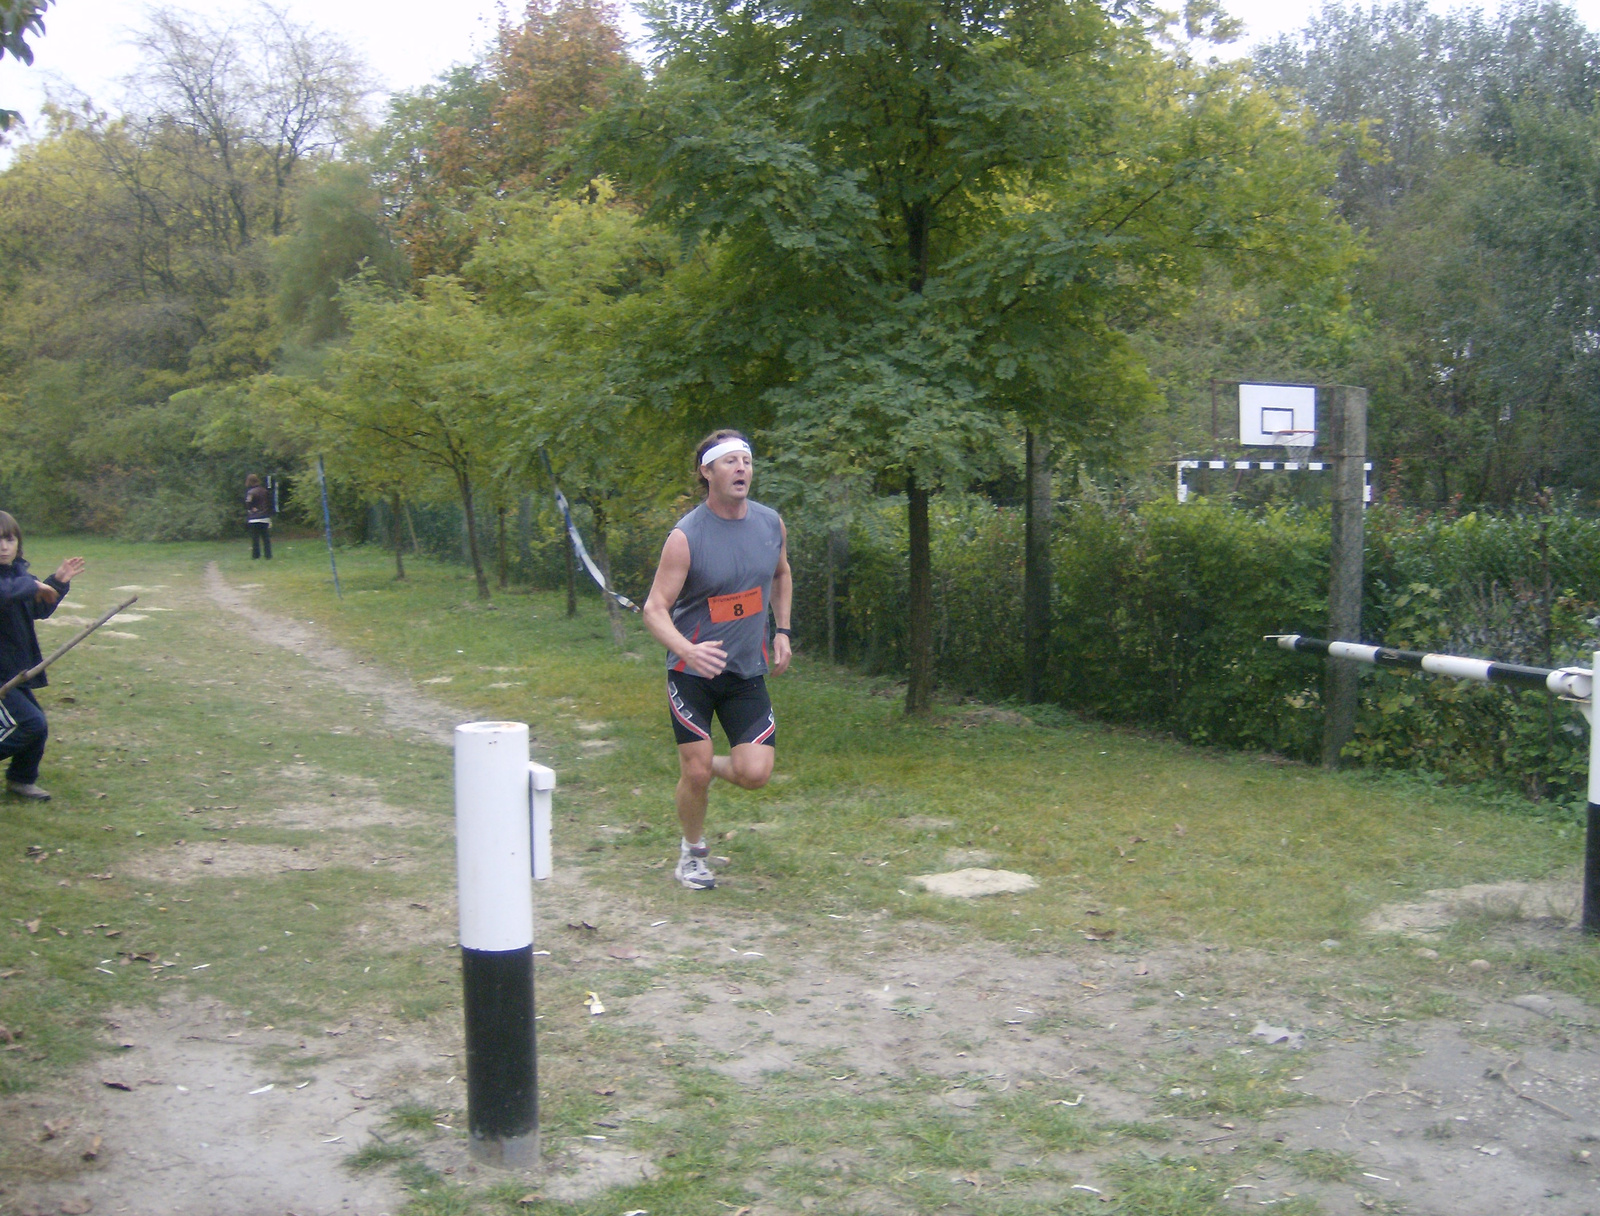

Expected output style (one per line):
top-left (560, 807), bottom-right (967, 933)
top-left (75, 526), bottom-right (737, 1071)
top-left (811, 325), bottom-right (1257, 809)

top-left (770, 520), bottom-right (793, 676)
top-left (642, 530), bottom-right (728, 678)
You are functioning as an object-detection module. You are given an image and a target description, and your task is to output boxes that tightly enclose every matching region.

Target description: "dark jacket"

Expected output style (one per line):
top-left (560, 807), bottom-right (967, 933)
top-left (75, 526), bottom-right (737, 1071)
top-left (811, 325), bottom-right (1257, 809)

top-left (245, 485), bottom-right (271, 521)
top-left (0, 559), bottom-right (68, 689)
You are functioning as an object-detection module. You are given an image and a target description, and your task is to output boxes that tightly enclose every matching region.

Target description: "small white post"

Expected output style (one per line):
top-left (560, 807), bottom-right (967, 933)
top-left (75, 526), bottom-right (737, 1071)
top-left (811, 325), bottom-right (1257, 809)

top-left (455, 721), bottom-right (539, 1167)
top-left (530, 762), bottom-right (555, 881)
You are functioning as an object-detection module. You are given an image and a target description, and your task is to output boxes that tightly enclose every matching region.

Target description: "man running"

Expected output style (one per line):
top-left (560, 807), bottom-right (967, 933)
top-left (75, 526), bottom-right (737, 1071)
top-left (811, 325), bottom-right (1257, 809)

top-left (642, 429), bottom-right (792, 890)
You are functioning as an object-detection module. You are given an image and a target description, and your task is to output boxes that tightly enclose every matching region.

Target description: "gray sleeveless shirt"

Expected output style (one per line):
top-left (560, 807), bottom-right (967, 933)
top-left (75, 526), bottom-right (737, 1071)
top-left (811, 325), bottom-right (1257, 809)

top-left (667, 500), bottom-right (785, 679)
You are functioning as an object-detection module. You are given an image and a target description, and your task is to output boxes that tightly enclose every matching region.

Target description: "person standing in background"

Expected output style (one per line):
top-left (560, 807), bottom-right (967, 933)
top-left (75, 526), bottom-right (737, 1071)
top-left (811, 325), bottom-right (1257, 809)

top-left (245, 474), bottom-right (272, 560)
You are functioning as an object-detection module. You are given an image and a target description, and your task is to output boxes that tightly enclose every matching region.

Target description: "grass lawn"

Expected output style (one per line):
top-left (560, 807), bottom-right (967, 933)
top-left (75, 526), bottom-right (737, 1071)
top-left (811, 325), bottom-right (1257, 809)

top-left (0, 534), bottom-right (1592, 1216)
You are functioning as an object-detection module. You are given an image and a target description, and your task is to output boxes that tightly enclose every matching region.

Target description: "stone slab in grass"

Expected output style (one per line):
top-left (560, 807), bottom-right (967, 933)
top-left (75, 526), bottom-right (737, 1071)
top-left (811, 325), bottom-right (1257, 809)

top-left (912, 867), bottom-right (1038, 898)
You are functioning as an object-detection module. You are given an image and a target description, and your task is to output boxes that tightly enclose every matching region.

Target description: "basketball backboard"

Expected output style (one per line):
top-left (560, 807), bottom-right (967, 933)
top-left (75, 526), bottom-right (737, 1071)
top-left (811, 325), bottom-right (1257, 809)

top-left (1239, 383), bottom-right (1315, 447)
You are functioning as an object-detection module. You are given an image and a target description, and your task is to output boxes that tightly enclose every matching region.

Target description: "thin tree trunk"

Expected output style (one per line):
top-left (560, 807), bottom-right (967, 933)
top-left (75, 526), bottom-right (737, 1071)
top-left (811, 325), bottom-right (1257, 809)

top-left (458, 471), bottom-right (491, 600)
top-left (497, 504), bottom-right (509, 590)
top-left (565, 511), bottom-right (579, 618)
top-left (905, 473), bottom-right (934, 715)
top-left (1023, 428), bottom-right (1053, 703)
top-left (827, 543), bottom-right (836, 665)
top-left (591, 501), bottom-right (627, 647)
top-left (404, 501), bottom-right (420, 554)
top-left (517, 494), bottom-right (535, 570)
top-left (826, 476), bottom-right (850, 664)
top-left (391, 491), bottom-right (406, 581)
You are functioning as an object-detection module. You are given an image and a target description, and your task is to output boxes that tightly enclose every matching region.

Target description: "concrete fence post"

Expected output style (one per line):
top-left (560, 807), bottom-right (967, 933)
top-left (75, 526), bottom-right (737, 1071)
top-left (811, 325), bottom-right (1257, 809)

top-left (1322, 385), bottom-right (1367, 769)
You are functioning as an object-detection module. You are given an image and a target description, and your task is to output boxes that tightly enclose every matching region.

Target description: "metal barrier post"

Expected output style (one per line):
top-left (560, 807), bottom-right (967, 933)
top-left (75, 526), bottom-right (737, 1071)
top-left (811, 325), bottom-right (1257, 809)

top-left (1271, 633), bottom-right (1600, 935)
top-left (1585, 650), bottom-right (1600, 935)
top-left (455, 721), bottom-right (539, 1167)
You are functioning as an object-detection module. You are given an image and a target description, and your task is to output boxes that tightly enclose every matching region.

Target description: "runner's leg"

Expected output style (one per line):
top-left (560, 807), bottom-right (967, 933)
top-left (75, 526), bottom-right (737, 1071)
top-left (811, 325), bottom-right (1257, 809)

top-left (712, 743), bottom-right (774, 789)
top-left (709, 675), bottom-right (776, 790)
top-left (675, 739), bottom-right (714, 844)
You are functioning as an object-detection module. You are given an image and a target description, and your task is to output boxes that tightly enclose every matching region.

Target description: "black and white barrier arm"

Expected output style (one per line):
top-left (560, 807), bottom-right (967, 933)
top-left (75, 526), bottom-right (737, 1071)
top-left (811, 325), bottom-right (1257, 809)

top-left (454, 721), bottom-right (556, 1167)
top-left (1268, 634), bottom-right (1600, 933)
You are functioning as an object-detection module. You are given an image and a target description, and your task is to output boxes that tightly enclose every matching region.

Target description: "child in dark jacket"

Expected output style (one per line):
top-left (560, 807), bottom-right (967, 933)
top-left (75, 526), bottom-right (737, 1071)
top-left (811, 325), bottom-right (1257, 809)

top-left (0, 511), bottom-right (85, 800)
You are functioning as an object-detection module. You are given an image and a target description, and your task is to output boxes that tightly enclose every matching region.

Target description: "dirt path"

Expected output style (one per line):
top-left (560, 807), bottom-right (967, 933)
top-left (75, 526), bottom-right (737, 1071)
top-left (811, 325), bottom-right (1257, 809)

top-left (2, 568), bottom-right (482, 1216)
top-left (204, 562), bottom-right (466, 745)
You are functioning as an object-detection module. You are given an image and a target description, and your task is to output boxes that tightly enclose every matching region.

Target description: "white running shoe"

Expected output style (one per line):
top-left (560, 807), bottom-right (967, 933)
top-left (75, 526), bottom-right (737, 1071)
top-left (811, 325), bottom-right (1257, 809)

top-left (675, 840), bottom-right (716, 890)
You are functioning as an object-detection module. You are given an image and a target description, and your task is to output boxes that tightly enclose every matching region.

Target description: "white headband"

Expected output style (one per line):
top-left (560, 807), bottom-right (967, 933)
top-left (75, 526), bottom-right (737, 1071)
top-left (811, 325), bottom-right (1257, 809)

top-left (700, 438), bottom-right (752, 467)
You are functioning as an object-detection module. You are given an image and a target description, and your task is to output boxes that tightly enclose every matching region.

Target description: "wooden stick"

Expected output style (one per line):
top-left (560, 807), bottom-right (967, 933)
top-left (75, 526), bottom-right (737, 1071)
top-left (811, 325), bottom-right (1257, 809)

top-left (0, 595), bottom-right (138, 699)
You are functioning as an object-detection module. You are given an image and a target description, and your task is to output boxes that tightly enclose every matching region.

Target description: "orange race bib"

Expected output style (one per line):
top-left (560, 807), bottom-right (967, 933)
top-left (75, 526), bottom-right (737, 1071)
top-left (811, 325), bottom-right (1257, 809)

top-left (708, 586), bottom-right (763, 623)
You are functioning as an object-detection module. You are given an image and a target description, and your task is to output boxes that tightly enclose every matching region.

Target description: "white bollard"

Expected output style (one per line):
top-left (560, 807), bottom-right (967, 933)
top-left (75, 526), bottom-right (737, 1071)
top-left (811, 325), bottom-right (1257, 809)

top-left (455, 721), bottom-right (542, 1167)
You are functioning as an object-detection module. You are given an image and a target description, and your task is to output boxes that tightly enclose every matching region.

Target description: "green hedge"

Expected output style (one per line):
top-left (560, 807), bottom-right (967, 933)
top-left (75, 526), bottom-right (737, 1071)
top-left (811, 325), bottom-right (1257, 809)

top-left (794, 498), bottom-right (1600, 805)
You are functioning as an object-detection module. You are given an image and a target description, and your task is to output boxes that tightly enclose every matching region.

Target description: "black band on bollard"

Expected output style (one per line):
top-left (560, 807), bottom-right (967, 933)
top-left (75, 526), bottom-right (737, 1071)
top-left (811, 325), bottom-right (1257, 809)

top-left (463, 944), bottom-right (538, 1158)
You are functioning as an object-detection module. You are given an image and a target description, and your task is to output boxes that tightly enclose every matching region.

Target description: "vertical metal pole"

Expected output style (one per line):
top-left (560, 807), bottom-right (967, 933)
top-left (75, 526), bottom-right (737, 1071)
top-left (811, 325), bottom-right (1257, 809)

top-left (1322, 386), bottom-right (1367, 769)
top-left (456, 721), bottom-right (539, 1166)
top-left (1585, 652), bottom-right (1600, 935)
top-left (316, 456), bottom-right (342, 600)
top-left (1023, 428), bottom-right (1052, 704)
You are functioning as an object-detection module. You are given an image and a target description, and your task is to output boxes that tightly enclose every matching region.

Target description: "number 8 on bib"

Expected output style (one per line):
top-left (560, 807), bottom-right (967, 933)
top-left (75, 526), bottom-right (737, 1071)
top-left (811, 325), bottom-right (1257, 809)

top-left (707, 586), bottom-right (763, 623)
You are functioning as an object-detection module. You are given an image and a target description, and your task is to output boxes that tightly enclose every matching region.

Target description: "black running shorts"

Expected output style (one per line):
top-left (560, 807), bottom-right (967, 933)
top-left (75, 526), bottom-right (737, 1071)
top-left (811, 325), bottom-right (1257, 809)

top-left (667, 671), bottom-right (776, 748)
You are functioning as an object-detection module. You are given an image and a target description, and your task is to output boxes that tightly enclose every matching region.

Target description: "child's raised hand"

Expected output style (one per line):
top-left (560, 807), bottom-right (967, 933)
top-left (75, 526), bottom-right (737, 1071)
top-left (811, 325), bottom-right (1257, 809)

top-left (53, 557), bottom-right (85, 583)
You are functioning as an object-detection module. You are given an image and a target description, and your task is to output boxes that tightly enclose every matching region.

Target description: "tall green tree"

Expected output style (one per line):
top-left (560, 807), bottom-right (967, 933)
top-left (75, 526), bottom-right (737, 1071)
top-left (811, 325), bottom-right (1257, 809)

top-left (469, 185), bottom-right (686, 638)
top-left (1255, 0), bottom-right (1600, 503)
top-left (259, 276), bottom-right (511, 597)
top-left (592, 0), bottom-right (1348, 712)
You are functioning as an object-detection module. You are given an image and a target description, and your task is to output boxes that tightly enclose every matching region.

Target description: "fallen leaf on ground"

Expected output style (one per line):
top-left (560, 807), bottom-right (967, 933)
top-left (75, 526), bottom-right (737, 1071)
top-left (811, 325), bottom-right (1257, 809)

top-left (81, 1134), bottom-right (102, 1160)
top-left (100, 1080), bottom-right (131, 1091)
top-left (59, 1198), bottom-right (93, 1214)
top-left (24, 919), bottom-right (40, 934)
top-left (516, 1196), bottom-right (542, 1207)
top-left (41, 1117), bottom-right (69, 1140)
top-left (608, 946), bottom-right (640, 960)
top-left (583, 992), bottom-right (606, 1015)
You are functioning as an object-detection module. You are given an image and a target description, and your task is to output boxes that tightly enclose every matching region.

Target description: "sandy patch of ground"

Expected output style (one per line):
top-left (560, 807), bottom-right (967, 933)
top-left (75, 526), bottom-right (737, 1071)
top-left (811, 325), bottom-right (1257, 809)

top-left (349, 897), bottom-right (461, 951)
top-left (1364, 878), bottom-right (1580, 936)
top-left (0, 999), bottom-right (408, 1216)
top-left (273, 796), bottom-right (423, 832)
top-left (118, 839), bottom-right (421, 883)
top-left (911, 867), bottom-right (1039, 897)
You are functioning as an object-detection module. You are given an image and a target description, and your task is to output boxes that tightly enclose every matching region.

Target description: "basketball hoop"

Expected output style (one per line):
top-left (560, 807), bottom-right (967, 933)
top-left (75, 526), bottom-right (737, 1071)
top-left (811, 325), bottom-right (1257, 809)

top-left (1271, 429), bottom-right (1316, 460)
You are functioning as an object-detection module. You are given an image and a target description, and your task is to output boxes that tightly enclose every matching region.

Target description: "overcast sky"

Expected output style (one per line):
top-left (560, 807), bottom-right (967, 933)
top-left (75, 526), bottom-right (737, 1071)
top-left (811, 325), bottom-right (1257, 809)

top-left (5, 0), bottom-right (1600, 155)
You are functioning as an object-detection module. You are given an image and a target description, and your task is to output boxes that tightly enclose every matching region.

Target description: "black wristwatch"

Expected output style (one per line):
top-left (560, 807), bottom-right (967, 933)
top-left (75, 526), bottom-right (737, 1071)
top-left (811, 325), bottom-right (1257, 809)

top-left (775, 626), bottom-right (793, 637)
